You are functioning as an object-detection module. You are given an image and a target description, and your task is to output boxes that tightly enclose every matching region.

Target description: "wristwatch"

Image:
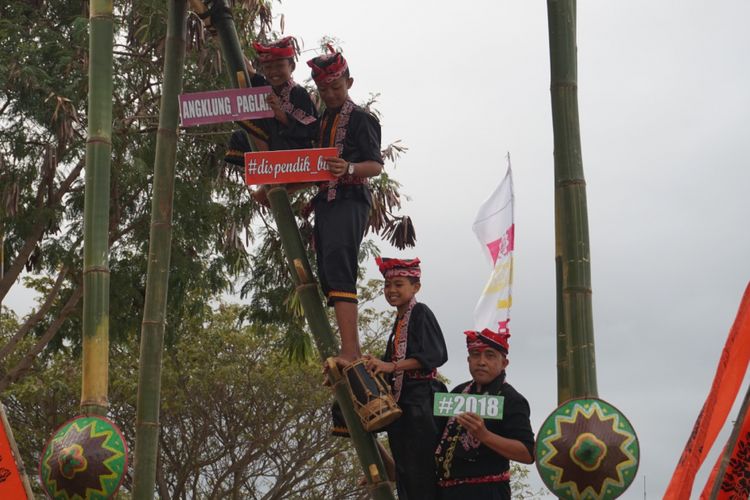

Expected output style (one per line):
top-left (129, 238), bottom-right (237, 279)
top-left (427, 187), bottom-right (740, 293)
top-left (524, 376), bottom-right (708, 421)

top-left (347, 162), bottom-right (355, 175)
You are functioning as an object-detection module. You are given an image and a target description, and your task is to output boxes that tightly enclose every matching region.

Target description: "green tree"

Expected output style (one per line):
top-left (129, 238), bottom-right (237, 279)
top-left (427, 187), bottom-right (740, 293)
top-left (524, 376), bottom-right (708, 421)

top-left (0, 0), bottom-right (270, 368)
top-left (0, 0), bottom-right (413, 381)
top-left (2, 302), bottom-right (377, 499)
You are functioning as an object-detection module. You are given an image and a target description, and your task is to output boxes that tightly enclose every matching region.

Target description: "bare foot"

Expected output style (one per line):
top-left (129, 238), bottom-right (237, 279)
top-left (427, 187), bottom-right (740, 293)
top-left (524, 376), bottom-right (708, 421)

top-left (322, 356), bottom-right (353, 385)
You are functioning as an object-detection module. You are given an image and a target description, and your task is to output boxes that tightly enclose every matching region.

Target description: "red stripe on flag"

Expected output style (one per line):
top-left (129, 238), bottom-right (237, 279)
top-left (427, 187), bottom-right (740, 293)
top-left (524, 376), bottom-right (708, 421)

top-left (699, 387), bottom-right (750, 498)
top-left (485, 224), bottom-right (515, 265)
top-left (0, 414), bottom-right (28, 499)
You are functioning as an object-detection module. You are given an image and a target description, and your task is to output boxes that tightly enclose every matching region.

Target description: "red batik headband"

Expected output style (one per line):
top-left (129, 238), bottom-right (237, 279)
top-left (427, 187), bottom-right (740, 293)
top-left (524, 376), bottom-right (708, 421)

top-left (252, 36), bottom-right (299, 63)
top-left (307, 45), bottom-right (349, 85)
top-left (465, 320), bottom-right (511, 354)
top-left (376, 257), bottom-right (421, 279)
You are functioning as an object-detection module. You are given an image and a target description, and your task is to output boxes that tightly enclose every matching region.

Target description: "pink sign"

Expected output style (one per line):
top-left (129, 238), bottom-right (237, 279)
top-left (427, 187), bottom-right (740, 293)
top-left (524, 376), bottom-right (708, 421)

top-left (179, 87), bottom-right (275, 127)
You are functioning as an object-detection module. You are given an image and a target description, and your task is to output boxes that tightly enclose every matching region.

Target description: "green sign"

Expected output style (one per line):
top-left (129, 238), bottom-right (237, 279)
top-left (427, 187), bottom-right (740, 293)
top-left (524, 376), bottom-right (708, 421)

top-left (433, 392), bottom-right (504, 419)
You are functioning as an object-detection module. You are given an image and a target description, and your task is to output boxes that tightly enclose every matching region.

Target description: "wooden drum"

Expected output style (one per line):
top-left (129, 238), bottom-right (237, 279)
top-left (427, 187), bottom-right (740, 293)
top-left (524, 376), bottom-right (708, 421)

top-left (343, 359), bottom-right (402, 432)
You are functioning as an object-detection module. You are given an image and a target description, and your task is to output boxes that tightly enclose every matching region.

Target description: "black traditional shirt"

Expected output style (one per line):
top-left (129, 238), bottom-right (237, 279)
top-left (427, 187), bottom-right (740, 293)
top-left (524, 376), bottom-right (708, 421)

top-left (381, 302), bottom-right (448, 402)
top-left (224, 75), bottom-right (318, 165)
top-left (312, 101), bottom-right (383, 204)
top-left (435, 374), bottom-right (535, 481)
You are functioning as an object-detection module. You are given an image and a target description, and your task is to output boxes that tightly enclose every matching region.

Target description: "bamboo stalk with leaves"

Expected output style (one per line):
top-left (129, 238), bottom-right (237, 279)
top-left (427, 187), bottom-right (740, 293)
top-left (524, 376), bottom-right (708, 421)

top-left (131, 1), bottom-right (188, 498)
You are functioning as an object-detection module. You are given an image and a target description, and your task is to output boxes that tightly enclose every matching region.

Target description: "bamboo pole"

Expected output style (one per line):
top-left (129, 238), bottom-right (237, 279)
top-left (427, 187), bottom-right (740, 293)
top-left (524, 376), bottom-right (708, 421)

top-left (131, 1), bottom-right (187, 498)
top-left (188, 0), bottom-right (250, 88)
top-left (80, 0), bottom-right (114, 416)
top-left (546, 0), bottom-right (598, 401)
top-left (266, 188), bottom-right (394, 500)
top-left (201, 2), bottom-right (394, 495)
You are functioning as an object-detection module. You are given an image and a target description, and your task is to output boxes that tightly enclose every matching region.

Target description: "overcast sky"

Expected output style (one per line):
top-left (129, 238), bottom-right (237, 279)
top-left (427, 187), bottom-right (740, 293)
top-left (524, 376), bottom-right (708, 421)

top-left (4, 0), bottom-right (750, 497)
top-left (279, 0), bottom-right (750, 497)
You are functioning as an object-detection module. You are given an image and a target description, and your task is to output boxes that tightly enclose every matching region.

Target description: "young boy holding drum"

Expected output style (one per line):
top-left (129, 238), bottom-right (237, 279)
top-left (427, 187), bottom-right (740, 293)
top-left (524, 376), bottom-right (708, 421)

top-left (364, 257), bottom-right (448, 500)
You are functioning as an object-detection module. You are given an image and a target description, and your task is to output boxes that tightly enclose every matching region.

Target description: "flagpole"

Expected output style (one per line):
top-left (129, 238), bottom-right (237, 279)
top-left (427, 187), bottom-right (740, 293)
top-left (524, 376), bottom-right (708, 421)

top-left (505, 153), bottom-right (514, 325)
top-left (708, 381), bottom-right (750, 499)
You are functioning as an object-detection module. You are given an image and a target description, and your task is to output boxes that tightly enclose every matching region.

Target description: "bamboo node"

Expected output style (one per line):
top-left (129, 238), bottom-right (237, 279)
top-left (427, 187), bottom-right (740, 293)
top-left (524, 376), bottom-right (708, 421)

top-left (237, 71), bottom-right (247, 88)
top-left (558, 178), bottom-right (587, 187)
top-left (83, 265), bottom-right (110, 274)
top-left (293, 259), bottom-right (308, 282)
top-left (550, 81), bottom-right (578, 89)
top-left (368, 464), bottom-right (381, 482)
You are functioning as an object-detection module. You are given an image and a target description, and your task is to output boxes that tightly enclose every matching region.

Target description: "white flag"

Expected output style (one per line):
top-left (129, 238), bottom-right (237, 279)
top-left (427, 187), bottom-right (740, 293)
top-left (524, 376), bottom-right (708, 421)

top-left (472, 165), bottom-right (514, 331)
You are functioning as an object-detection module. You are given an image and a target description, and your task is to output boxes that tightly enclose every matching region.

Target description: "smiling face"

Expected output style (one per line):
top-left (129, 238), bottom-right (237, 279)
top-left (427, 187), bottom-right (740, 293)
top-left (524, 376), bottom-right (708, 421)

top-left (316, 76), bottom-right (353, 110)
top-left (260, 58), bottom-right (295, 89)
top-left (383, 276), bottom-right (421, 313)
top-left (468, 347), bottom-right (509, 386)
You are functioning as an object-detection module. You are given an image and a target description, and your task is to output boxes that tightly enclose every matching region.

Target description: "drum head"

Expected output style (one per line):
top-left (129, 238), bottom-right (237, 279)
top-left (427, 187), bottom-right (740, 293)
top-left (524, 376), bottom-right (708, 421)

top-left (345, 361), bottom-right (381, 402)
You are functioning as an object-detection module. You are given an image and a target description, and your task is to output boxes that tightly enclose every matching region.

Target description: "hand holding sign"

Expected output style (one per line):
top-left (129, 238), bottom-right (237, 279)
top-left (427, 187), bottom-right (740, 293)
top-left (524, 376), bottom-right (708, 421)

top-left (324, 156), bottom-right (349, 177)
top-left (456, 412), bottom-right (490, 441)
top-left (267, 93), bottom-right (287, 125)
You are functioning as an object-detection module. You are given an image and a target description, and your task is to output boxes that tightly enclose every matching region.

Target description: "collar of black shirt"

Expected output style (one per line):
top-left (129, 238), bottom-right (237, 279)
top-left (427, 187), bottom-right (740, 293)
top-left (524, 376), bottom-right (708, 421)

top-left (473, 371), bottom-right (506, 394)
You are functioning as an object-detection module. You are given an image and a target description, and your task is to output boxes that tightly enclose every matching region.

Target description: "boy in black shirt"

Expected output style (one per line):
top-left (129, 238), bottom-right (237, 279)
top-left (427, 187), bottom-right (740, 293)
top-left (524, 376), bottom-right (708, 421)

top-left (306, 49), bottom-right (383, 362)
top-left (365, 257), bottom-right (448, 500)
top-left (224, 36), bottom-right (318, 165)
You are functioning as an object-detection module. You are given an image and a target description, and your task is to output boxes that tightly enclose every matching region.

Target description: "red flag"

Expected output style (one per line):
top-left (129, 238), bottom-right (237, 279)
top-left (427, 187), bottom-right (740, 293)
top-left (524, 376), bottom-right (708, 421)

top-left (699, 388), bottom-right (750, 499)
top-left (0, 406), bottom-right (29, 499)
top-left (663, 282), bottom-right (750, 499)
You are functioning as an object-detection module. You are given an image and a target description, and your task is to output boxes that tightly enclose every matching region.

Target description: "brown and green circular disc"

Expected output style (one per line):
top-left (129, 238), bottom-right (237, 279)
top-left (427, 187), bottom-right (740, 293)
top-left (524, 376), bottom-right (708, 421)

top-left (536, 398), bottom-right (639, 500)
top-left (39, 415), bottom-right (128, 500)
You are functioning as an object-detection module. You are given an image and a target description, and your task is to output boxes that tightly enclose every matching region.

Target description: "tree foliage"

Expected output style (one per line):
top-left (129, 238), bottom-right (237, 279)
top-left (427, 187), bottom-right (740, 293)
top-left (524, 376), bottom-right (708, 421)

top-left (0, 0), bottom-right (414, 381)
top-left (2, 303), bottom-right (374, 499)
top-left (2, 297), bottom-right (538, 499)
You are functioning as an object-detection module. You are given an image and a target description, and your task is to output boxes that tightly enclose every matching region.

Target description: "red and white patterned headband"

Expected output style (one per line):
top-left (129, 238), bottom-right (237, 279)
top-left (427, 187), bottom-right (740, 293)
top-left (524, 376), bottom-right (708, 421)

top-left (376, 257), bottom-right (421, 279)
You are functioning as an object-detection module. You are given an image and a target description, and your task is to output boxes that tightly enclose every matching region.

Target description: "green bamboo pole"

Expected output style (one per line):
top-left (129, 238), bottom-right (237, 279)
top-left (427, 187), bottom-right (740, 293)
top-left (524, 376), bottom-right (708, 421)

top-left (555, 257), bottom-right (572, 403)
top-left (131, 1), bottom-right (187, 498)
top-left (546, 0), bottom-right (598, 402)
top-left (197, 3), bottom-right (393, 495)
top-left (188, 0), bottom-right (250, 88)
top-left (80, 0), bottom-right (114, 416)
top-left (266, 188), bottom-right (394, 499)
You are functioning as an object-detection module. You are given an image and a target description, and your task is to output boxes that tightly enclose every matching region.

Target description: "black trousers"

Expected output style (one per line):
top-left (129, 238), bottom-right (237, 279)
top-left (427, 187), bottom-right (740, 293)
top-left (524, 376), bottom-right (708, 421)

top-left (437, 482), bottom-right (510, 500)
top-left (313, 196), bottom-right (369, 305)
top-left (386, 381), bottom-right (445, 500)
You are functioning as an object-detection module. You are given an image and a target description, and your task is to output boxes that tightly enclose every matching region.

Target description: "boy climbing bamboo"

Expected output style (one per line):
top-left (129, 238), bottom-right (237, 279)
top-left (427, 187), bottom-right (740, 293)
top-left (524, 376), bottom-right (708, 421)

top-left (306, 48), bottom-right (384, 362)
top-left (224, 35), bottom-right (318, 165)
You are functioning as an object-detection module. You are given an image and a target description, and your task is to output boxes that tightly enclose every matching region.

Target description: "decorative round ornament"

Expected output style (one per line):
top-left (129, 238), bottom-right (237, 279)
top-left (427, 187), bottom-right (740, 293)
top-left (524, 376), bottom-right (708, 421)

top-left (536, 398), bottom-right (639, 500)
top-left (39, 415), bottom-right (128, 500)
